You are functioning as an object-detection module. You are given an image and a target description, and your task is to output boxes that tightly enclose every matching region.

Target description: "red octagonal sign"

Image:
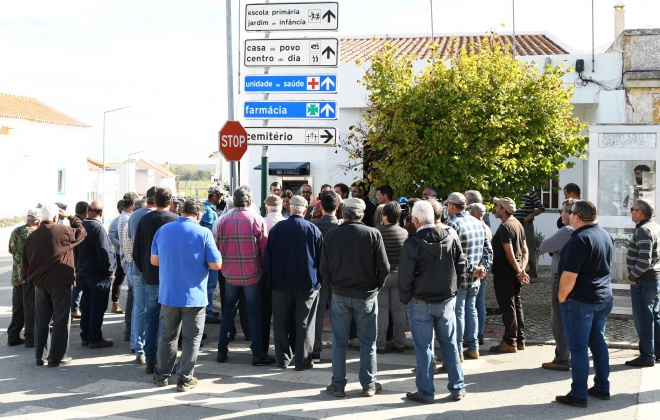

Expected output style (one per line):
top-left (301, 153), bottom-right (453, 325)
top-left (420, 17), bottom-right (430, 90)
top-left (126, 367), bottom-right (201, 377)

top-left (218, 120), bottom-right (248, 162)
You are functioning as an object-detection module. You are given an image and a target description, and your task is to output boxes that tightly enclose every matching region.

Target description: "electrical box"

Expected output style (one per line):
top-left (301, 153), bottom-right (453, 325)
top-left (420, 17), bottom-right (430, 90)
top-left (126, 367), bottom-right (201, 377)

top-left (575, 59), bottom-right (585, 73)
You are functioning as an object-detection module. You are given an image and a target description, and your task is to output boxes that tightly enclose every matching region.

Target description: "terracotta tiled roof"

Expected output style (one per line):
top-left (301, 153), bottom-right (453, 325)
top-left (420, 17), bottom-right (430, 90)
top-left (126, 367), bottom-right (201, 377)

top-left (339, 34), bottom-right (569, 62)
top-left (0, 93), bottom-right (89, 127)
top-left (88, 156), bottom-right (116, 171)
top-left (135, 159), bottom-right (177, 178)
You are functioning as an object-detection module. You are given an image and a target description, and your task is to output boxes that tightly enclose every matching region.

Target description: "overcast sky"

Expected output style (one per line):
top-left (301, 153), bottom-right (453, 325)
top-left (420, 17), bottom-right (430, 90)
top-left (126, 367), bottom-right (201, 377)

top-left (1, 0), bottom-right (658, 164)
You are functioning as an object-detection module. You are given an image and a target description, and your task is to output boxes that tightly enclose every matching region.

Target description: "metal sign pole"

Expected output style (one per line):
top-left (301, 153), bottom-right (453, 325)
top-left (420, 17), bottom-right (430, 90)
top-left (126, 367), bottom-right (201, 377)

top-left (226, 0), bottom-right (238, 193)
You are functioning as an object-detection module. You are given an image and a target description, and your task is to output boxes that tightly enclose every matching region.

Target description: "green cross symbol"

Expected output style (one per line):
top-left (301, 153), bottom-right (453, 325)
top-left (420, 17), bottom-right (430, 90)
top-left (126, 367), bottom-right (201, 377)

top-left (307, 103), bottom-right (319, 116)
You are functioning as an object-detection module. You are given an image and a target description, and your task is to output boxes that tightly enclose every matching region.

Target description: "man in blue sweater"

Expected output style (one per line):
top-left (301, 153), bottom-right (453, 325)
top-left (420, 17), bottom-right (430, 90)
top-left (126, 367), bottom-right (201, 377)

top-left (263, 195), bottom-right (324, 371)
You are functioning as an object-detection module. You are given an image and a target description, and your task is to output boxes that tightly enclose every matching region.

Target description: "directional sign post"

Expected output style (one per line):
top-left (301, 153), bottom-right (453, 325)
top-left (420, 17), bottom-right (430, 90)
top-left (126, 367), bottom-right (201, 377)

top-left (246, 127), bottom-right (336, 146)
top-left (244, 38), bottom-right (338, 67)
top-left (245, 2), bottom-right (338, 31)
top-left (244, 75), bottom-right (337, 93)
top-left (244, 101), bottom-right (337, 119)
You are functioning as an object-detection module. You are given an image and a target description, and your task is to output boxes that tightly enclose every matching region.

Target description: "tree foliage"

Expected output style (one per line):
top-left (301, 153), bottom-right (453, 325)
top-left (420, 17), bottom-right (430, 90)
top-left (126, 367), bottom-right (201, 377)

top-left (342, 33), bottom-right (588, 204)
top-left (171, 164), bottom-right (211, 182)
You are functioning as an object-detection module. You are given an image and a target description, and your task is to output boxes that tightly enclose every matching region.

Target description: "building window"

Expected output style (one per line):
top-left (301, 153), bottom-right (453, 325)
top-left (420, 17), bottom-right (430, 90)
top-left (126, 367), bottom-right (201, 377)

top-left (536, 172), bottom-right (560, 210)
top-left (57, 169), bottom-right (66, 194)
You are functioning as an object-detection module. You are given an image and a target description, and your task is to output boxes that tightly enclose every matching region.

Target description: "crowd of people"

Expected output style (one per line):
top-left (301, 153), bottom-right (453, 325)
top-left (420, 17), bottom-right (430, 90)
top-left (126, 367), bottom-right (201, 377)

top-left (7, 180), bottom-right (660, 405)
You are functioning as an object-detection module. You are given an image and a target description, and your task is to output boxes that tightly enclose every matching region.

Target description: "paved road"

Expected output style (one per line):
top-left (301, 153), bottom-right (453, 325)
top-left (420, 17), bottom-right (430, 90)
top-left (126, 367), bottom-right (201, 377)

top-left (1, 254), bottom-right (659, 419)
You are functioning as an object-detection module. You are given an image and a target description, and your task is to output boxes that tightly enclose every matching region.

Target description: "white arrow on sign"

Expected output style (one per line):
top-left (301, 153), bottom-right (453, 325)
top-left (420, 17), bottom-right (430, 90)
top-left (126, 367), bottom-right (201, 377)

top-left (321, 77), bottom-right (335, 90)
top-left (320, 104), bottom-right (335, 117)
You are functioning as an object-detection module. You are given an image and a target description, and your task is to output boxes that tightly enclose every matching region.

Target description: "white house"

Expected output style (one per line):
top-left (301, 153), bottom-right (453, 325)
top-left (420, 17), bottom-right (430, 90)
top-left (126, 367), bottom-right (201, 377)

top-left (114, 159), bottom-right (178, 199)
top-left (0, 93), bottom-right (90, 218)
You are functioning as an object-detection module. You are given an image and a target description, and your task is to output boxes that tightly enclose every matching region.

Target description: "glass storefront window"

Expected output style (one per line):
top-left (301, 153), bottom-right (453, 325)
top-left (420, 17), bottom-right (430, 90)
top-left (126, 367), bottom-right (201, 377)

top-left (597, 160), bottom-right (655, 216)
top-left (605, 227), bottom-right (634, 284)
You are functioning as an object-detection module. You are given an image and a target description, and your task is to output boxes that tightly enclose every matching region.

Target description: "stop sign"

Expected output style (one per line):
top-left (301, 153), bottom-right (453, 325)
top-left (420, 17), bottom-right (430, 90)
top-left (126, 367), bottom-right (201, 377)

top-left (218, 120), bottom-right (248, 162)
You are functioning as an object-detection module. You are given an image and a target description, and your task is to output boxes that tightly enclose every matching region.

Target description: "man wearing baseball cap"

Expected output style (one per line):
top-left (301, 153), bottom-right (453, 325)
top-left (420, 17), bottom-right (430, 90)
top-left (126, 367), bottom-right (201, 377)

top-left (490, 197), bottom-right (529, 354)
top-left (7, 208), bottom-right (41, 347)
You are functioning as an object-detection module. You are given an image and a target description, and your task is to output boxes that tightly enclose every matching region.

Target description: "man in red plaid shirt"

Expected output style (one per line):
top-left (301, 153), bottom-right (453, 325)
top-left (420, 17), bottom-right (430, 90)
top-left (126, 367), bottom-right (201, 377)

top-left (215, 186), bottom-right (275, 366)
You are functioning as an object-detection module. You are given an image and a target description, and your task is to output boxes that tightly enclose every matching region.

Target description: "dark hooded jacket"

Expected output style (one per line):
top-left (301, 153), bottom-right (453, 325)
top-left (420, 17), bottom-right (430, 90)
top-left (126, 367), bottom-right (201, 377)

top-left (398, 225), bottom-right (466, 305)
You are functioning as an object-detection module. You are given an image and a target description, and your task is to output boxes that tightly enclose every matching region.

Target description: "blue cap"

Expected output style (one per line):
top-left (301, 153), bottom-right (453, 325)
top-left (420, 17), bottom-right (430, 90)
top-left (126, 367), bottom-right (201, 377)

top-left (397, 197), bottom-right (408, 204)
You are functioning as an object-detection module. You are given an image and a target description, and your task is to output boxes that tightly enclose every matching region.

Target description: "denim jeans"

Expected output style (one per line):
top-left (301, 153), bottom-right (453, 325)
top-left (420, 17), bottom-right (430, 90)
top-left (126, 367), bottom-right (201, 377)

top-left (476, 277), bottom-right (487, 342)
top-left (217, 283), bottom-right (263, 358)
top-left (561, 299), bottom-right (613, 400)
top-left (129, 272), bottom-right (146, 356)
top-left (144, 284), bottom-right (161, 364)
top-left (78, 277), bottom-right (112, 343)
top-left (206, 269), bottom-right (219, 318)
top-left (409, 297), bottom-right (465, 400)
top-left (70, 283), bottom-right (83, 312)
top-left (154, 305), bottom-right (205, 382)
top-left (455, 280), bottom-right (480, 352)
top-left (330, 294), bottom-right (378, 389)
top-left (630, 280), bottom-right (660, 363)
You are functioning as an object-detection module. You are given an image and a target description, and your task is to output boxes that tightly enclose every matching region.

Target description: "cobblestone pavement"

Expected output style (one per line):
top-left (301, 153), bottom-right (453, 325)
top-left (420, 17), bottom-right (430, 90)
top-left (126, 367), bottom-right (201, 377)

top-left (483, 266), bottom-right (638, 346)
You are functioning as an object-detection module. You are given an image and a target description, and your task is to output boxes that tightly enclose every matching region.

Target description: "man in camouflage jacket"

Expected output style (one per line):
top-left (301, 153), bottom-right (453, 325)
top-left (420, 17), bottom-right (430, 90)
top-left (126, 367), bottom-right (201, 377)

top-left (7, 208), bottom-right (41, 347)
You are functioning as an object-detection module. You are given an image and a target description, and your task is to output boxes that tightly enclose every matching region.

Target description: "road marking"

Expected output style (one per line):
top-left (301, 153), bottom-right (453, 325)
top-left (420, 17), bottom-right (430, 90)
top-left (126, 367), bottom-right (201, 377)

top-left (0, 265), bottom-right (12, 275)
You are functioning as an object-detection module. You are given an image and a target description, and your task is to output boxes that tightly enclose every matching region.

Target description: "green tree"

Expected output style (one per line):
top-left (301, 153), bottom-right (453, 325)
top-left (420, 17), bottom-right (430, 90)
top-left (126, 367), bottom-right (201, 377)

top-left (343, 33), bottom-right (587, 204)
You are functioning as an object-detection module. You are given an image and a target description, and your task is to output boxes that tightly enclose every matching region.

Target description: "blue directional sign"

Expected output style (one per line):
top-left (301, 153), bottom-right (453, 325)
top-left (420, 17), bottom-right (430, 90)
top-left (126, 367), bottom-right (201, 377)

top-left (244, 101), bottom-right (337, 120)
top-left (244, 75), bottom-right (337, 93)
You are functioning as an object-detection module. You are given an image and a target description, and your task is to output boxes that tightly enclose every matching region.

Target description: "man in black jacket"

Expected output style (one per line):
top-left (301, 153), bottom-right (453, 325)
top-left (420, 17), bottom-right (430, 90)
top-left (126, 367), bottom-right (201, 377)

top-left (74, 200), bottom-right (116, 349)
top-left (399, 200), bottom-right (467, 404)
top-left (320, 197), bottom-right (389, 398)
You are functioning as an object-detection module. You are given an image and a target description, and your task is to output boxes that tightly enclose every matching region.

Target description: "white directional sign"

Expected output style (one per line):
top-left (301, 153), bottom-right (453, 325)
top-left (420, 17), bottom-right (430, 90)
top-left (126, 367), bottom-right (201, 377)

top-left (245, 2), bottom-right (338, 32)
top-left (244, 38), bottom-right (338, 67)
top-left (247, 127), bottom-right (336, 146)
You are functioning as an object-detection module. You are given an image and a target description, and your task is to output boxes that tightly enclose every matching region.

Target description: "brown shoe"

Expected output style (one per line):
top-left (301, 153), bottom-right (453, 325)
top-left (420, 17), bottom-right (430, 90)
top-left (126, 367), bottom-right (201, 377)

top-left (517, 342), bottom-right (526, 351)
top-left (89, 338), bottom-right (114, 349)
top-left (490, 341), bottom-right (517, 353)
top-left (71, 311), bottom-right (82, 319)
top-left (136, 355), bottom-right (146, 364)
top-left (542, 362), bottom-right (570, 371)
top-left (463, 350), bottom-right (479, 360)
top-left (111, 302), bottom-right (124, 314)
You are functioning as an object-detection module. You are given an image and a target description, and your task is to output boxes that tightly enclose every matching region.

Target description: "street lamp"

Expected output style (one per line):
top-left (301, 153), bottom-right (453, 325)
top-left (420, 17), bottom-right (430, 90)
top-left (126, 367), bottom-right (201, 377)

top-left (126, 149), bottom-right (146, 193)
top-left (102, 105), bottom-right (132, 212)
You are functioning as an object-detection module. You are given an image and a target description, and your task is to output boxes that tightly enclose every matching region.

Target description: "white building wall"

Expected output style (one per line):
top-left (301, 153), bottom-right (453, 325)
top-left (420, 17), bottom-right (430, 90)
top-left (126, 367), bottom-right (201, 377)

top-left (0, 116), bottom-right (89, 218)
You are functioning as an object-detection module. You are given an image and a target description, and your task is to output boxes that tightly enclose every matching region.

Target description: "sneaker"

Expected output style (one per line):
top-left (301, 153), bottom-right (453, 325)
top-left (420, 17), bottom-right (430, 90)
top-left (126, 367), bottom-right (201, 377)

top-left (542, 362), bottom-right (570, 371)
top-left (71, 311), bottom-right (82, 319)
top-left (311, 352), bottom-right (321, 363)
top-left (361, 382), bottom-right (382, 397)
top-left (111, 302), bottom-right (124, 314)
top-left (326, 383), bottom-right (346, 398)
top-left (406, 391), bottom-right (434, 404)
top-left (463, 350), bottom-right (479, 360)
top-left (588, 386), bottom-right (611, 400)
top-left (176, 377), bottom-right (198, 392)
top-left (205, 316), bottom-right (222, 324)
top-left (146, 363), bottom-right (157, 374)
top-left (555, 393), bottom-right (587, 408)
top-left (153, 377), bottom-right (168, 387)
top-left (252, 354), bottom-right (276, 366)
top-left (625, 357), bottom-right (655, 368)
top-left (452, 391), bottom-right (466, 401)
top-left (89, 338), bottom-right (113, 349)
top-left (490, 341), bottom-right (517, 353)
top-left (136, 355), bottom-right (146, 364)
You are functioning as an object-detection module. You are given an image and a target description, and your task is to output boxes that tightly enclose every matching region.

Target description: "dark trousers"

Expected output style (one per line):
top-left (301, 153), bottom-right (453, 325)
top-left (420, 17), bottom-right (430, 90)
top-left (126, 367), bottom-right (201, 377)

top-left (8, 282), bottom-right (36, 345)
top-left (112, 254), bottom-right (125, 303)
top-left (79, 277), bottom-right (112, 343)
top-left (272, 289), bottom-right (319, 369)
top-left (125, 282), bottom-right (133, 334)
top-left (261, 284), bottom-right (273, 355)
top-left (218, 271), bottom-right (250, 338)
top-left (313, 281), bottom-right (331, 354)
top-left (35, 284), bottom-right (71, 363)
top-left (493, 274), bottom-right (525, 346)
